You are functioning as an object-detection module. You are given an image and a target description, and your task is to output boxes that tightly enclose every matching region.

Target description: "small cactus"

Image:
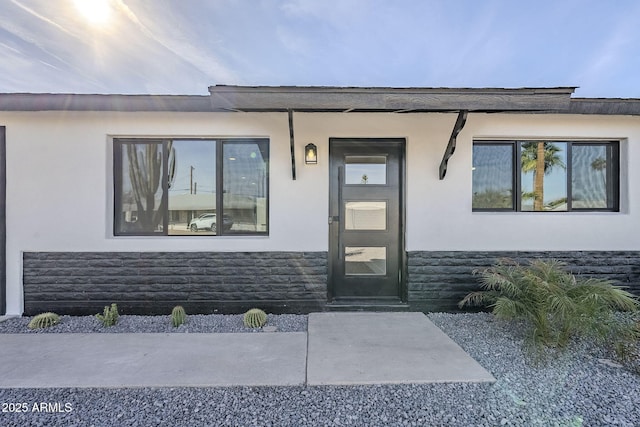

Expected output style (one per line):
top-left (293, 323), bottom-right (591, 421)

top-left (171, 305), bottom-right (187, 327)
top-left (96, 303), bottom-right (119, 327)
top-left (243, 308), bottom-right (267, 328)
top-left (28, 312), bottom-right (60, 329)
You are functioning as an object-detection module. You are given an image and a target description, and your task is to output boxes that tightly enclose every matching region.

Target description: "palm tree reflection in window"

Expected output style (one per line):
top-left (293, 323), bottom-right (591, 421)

top-left (591, 156), bottom-right (607, 188)
top-left (521, 142), bottom-right (566, 211)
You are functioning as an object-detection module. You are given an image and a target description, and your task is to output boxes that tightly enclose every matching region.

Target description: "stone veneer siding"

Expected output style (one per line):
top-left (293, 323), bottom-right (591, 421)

top-left (407, 251), bottom-right (640, 312)
top-left (23, 252), bottom-right (327, 315)
top-left (23, 250), bottom-right (640, 315)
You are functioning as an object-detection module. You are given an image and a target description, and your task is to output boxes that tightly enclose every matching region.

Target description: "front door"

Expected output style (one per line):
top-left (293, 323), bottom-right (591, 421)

top-left (328, 138), bottom-right (405, 303)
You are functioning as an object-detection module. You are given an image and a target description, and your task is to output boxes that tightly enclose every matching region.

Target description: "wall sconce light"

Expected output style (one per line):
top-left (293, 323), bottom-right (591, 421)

top-left (305, 143), bottom-right (318, 164)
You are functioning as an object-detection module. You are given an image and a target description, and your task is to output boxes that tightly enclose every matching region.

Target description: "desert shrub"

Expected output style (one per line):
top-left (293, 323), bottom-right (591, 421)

top-left (459, 259), bottom-right (639, 353)
top-left (612, 317), bottom-right (640, 373)
top-left (96, 303), bottom-right (119, 327)
top-left (243, 308), bottom-right (267, 328)
top-left (28, 312), bottom-right (60, 329)
top-left (171, 305), bottom-right (187, 327)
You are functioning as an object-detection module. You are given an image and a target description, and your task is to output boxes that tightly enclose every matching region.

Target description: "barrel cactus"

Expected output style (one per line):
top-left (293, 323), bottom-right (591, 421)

top-left (28, 312), bottom-right (60, 329)
top-left (243, 308), bottom-right (267, 328)
top-left (171, 305), bottom-right (187, 327)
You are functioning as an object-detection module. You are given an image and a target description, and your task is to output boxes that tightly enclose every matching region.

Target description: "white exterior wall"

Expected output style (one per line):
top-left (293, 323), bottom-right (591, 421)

top-left (434, 113), bottom-right (640, 252)
top-left (2, 110), bottom-right (640, 314)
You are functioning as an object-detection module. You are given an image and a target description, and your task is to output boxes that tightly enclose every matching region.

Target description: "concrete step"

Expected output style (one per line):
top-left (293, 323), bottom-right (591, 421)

top-left (327, 298), bottom-right (410, 312)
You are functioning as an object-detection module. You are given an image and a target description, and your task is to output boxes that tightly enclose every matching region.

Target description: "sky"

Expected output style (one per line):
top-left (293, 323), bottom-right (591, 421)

top-left (1, 0), bottom-right (639, 98)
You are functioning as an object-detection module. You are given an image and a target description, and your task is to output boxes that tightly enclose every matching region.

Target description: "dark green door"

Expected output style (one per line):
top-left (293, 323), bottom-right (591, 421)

top-left (329, 138), bottom-right (405, 302)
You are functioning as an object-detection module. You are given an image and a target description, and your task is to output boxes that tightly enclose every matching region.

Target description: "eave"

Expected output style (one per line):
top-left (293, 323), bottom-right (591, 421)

top-left (1, 89), bottom-right (639, 116)
top-left (0, 94), bottom-right (214, 112)
top-left (568, 98), bottom-right (640, 115)
top-left (208, 85), bottom-right (577, 113)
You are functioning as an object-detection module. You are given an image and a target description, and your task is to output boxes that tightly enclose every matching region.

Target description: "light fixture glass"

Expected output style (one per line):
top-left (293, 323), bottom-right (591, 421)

top-left (305, 143), bottom-right (318, 164)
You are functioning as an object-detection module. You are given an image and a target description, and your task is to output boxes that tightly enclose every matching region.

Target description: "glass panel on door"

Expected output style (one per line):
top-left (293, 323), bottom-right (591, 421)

top-left (345, 246), bottom-right (387, 275)
top-left (345, 156), bottom-right (386, 184)
top-left (344, 201), bottom-right (386, 230)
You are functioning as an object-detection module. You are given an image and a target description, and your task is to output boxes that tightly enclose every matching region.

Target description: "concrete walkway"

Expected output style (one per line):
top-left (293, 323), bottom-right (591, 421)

top-left (307, 312), bottom-right (495, 385)
top-left (0, 312), bottom-right (495, 388)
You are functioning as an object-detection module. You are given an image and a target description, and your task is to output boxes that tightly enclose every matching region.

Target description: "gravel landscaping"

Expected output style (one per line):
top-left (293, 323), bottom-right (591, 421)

top-left (0, 313), bottom-right (306, 334)
top-left (1, 312), bottom-right (639, 426)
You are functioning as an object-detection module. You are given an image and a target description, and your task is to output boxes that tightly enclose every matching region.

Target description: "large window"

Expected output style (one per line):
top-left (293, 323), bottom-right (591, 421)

top-left (473, 140), bottom-right (619, 212)
top-left (114, 138), bottom-right (268, 235)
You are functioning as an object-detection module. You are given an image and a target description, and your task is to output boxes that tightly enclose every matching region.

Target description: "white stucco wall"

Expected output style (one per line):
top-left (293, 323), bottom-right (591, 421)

top-left (409, 113), bottom-right (640, 252)
top-left (2, 110), bottom-right (639, 314)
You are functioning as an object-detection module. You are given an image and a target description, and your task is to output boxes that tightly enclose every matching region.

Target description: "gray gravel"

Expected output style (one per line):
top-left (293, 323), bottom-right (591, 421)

top-left (0, 313), bottom-right (306, 333)
top-left (1, 312), bottom-right (639, 426)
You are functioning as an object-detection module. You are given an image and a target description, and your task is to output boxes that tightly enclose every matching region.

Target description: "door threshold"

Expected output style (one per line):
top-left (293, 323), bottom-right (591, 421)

top-left (327, 299), bottom-right (409, 312)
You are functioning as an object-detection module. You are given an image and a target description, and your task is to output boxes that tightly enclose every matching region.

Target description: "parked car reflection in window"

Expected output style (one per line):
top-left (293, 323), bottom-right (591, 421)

top-left (187, 213), bottom-right (233, 233)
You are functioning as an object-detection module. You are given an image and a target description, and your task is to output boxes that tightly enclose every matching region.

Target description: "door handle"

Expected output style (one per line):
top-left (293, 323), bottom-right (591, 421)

top-left (328, 216), bottom-right (340, 224)
top-left (337, 166), bottom-right (344, 260)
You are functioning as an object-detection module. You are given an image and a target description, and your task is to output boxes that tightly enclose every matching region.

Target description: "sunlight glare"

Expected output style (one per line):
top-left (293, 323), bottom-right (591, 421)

top-left (74, 0), bottom-right (112, 25)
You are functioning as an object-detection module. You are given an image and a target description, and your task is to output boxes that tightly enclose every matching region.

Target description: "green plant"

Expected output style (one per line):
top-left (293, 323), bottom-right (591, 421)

top-left (28, 312), bottom-right (60, 329)
top-left (459, 259), bottom-right (639, 351)
top-left (243, 308), bottom-right (267, 328)
top-left (171, 305), bottom-right (187, 327)
top-left (96, 303), bottom-right (119, 327)
top-left (612, 317), bottom-right (640, 373)
top-left (561, 416), bottom-right (584, 427)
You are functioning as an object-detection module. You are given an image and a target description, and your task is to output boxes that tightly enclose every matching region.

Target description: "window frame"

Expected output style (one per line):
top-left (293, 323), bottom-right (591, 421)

top-left (472, 139), bottom-right (620, 213)
top-left (114, 137), bottom-right (269, 236)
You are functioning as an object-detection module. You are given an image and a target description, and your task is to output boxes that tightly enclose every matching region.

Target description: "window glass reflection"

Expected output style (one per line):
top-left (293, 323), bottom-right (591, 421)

top-left (520, 141), bottom-right (567, 211)
top-left (345, 156), bottom-right (386, 184)
top-left (345, 247), bottom-right (386, 275)
top-left (471, 140), bottom-right (618, 213)
top-left (223, 142), bottom-right (268, 232)
top-left (168, 140), bottom-right (217, 235)
top-left (118, 142), bottom-right (164, 233)
top-left (115, 138), bottom-right (269, 236)
top-left (345, 201), bottom-right (386, 230)
top-left (572, 145), bottom-right (609, 209)
top-left (472, 145), bottom-right (513, 209)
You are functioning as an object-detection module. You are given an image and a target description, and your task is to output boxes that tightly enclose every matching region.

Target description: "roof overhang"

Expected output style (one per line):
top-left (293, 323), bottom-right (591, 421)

top-left (568, 98), bottom-right (640, 115)
top-left (0, 88), bottom-right (639, 116)
top-left (0, 94), bottom-right (213, 112)
top-left (208, 85), bottom-right (577, 113)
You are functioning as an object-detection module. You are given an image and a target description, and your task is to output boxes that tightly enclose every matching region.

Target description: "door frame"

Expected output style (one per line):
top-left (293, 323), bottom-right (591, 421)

top-left (0, 126), bottom-right (5, 315)
top-left (327, 137), bottom-right (407, 303)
